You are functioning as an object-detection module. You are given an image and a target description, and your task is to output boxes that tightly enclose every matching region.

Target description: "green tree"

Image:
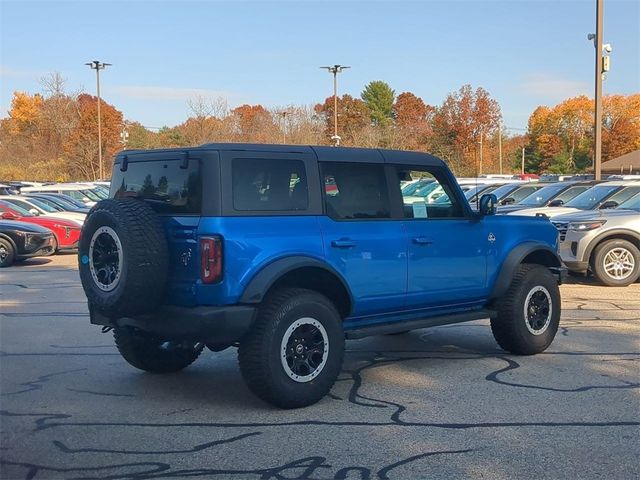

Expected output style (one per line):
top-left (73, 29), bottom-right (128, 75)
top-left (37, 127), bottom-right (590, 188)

top-left (361, 81), bottom-right (395, 126)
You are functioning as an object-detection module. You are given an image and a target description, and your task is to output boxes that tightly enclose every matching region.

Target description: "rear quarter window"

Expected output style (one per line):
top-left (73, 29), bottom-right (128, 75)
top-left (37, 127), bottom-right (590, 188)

top-left (111, 159), bottom-right (201, 214)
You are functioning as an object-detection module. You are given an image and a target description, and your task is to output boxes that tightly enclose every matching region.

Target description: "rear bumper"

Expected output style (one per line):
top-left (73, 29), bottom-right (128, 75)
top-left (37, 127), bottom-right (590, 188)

top-left (90, 304), bottom-right (257, 345)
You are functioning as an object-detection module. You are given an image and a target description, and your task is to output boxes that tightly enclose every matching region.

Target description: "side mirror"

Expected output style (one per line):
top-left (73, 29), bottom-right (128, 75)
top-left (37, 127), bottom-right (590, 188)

top-left (548, 199), bottom-right (564, 207)
top-left (479, 194), bottom-right (498, 216)
top-left (1, 212), bottom-right (17, 220)
top-left (600, 200), bottom-right (618, 209)
top-left (29, 208), bottom-right (39, 216)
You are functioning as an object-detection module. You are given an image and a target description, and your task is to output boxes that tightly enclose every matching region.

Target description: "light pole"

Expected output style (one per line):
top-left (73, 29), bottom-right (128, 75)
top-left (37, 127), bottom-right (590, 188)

top-left (588, 0), bottom-right (606, 180)
top-left (279, 110), bottom-right (292, 144)
top-left (320, 65), bottom-right (350, 146)
top-left (85, 60), bottom-right (111, 180)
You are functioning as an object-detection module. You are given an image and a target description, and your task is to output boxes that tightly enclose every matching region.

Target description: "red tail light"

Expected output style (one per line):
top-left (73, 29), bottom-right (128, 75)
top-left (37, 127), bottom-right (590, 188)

top-left (200, 236), bottom-right (223, 284)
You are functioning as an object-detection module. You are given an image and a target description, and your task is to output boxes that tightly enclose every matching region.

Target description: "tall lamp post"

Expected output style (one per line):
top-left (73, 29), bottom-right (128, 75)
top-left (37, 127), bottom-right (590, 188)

top-left (85, 60), bottom-right (111, 180)
top-left (320, 65), bottom-right (350, 146)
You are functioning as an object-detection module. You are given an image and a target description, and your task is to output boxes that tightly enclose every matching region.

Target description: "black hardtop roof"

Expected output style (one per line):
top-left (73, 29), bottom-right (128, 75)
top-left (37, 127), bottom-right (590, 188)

top-left (115, 143), bottom-right (445, 167)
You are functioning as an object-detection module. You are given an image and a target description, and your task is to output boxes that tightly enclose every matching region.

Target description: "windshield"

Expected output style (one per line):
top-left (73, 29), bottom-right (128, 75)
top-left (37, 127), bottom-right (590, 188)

top-left (489, 183), bottom-right (519, 200)
top-left (0, 201), bottom-right (34, 217)
top-left (54, 194), bottom-right (87, 208)
top-left (618, 192), bottom-right (640, 211)
top-left (24, 197), bottom-right (60, 213)
top-left (519, 183), bottom-right (569, 206)
top-left (79, 189), bottom-right (103, 201)
top-left (38, 195), bottom-right (79, 211)
top-left (565, 185), bottom-right (619, 209)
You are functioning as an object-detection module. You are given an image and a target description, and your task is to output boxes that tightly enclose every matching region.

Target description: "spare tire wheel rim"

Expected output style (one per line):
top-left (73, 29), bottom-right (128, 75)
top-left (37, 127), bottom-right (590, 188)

top-left (524, 285), bottom-right (552, 335)
top-left (89, 226), bottom-right (123, 292)
top-left (280, 317), bottom-right (329, 383)
top-left (603, 247), bottom-right (635, 281)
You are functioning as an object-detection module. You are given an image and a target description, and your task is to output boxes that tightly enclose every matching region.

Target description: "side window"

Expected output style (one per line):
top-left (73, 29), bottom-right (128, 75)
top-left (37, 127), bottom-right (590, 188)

top-left (608, 186), bottom-right (640, 205)
top-left (321, 163), bottom-right (390, 220)
top-left (232, 158), bottom-right (308, 211)
top-left (555, 186), bottom-right (589, 203)
top-left (397, 167), bottom-right (464, 219)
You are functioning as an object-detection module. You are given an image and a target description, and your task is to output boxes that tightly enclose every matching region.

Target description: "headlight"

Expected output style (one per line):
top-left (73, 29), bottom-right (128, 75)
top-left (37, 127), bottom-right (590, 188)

top-left (568, 220), bottom-right (606, 231)
top-left (24, 233), bottom-right (38, 246)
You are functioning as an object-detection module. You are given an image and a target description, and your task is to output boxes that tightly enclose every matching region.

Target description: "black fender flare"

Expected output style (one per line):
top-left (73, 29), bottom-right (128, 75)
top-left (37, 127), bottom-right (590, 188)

top-left (583, 229), bottom-right (640, 263)
top-left (490, 242), bottom-right (562, 300)
top-left (239, 255), bottom-right (354, 307)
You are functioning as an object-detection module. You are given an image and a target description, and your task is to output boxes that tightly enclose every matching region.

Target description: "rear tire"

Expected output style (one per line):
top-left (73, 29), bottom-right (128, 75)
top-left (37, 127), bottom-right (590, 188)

top-left (591, 239), bottom-right (640, 287)
top-left (238, 288), bottom-right (344, 409)
top-left (78, 199), bottom-right (168, 317)
top-left (114, 327), bottom-right (204, 373)
top-left (491, 264), bottom-right (561, 355)
top-left (0, 239), bottom-right (15, 267)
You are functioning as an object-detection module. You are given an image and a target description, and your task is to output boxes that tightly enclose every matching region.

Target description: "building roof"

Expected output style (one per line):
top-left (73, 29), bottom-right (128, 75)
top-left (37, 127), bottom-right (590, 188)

top-left (602, 150), bottom-right (640, 173)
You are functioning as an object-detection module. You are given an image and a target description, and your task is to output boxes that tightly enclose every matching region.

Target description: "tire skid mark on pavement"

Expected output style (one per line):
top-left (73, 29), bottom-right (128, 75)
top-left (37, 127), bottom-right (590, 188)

top-left (66, 388), bottom-right (135, 398)
top-left (485, 356), bottom-right (640, 392)
top-left (52, 431), bottom-right (262, 455)
top-left (0, 449), bottom-right (475, 480)
top-left (0, 368), bottom-right (87, 396)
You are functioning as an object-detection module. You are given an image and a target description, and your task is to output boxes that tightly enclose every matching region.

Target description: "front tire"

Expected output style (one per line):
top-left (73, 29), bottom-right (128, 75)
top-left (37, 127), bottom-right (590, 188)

top-left (591, 239), bottom-right (640, 287)
top-left (491, 264), bottom-right (561, 355)
top-left (113, 327), bottom-right (204, 373)
top-left (0, 239), bottom-right (15, 267)
top-left (238, 288), bottom-right (344, 409)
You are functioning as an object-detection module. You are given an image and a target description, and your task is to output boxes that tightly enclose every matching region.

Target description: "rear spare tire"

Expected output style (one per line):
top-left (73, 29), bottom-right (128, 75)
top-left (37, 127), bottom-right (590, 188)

top-left (78, 198), bottom-right (168, 317)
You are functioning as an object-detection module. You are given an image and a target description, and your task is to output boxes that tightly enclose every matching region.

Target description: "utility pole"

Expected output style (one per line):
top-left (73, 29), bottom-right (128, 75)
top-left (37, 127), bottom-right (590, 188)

top-left (120, 121), bottom-right (130, 150)
top-left (85, 60), bottom-right (111, 180)
top-left (521, 147), bottom-right (525, 175)
top-left (320, 65), bottom-right (350, 146)
top-left (498, 125), bottom-right (503, 174)
top-left (593, 0), bottom-right (604, 181)
top-left (478, 129), bottom-right (484, 176)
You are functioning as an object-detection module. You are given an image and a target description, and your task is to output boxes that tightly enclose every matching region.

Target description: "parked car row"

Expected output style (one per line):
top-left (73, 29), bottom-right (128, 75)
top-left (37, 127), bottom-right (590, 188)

top-left (0, 182), bottom-right (110, 267)
top-left (450, 178), bottom-right (639, 287)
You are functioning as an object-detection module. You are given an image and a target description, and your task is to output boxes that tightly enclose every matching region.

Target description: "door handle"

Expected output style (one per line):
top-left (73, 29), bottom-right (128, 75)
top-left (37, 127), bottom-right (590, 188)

top-left (331, 239), bottom-right (357, 248)
top-left (412, 237), bottom-right (433, 245)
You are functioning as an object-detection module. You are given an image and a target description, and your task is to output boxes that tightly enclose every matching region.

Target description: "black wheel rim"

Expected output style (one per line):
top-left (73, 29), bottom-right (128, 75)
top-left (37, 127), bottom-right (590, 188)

top-left (89, 227), bottom-right (123, 291)
top-left (280, 318), bottom-right (329, 382)
top-left (524, 286), bottom-right (552, 335)
top-left (0, 245), bottom-right (8, 262)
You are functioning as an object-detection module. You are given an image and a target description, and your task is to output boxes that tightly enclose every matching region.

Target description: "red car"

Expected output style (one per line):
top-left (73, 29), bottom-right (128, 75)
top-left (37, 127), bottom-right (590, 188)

top-left (0, 201), bottom-right (81, 252)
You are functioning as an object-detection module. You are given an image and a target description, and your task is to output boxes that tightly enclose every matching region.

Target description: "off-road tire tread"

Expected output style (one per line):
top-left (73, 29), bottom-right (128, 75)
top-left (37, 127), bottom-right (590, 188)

top-left (491, 263), bottom-right (560, 355)
top-left (113, 327), bottom-right (203, 373)
top-left (238, 288), bottom-right (344, 409)
top-left (79, 198), bottom-right (168, 316)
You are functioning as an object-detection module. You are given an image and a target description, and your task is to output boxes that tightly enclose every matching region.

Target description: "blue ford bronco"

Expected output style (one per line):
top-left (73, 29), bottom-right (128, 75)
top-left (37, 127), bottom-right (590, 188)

top-left (78, 144), bottom-right (565, 408)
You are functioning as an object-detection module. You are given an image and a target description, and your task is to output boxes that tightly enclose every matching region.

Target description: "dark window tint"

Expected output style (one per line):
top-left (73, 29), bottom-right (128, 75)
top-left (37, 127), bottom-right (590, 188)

top-left (321, 163), bottom-right (390, 220)
top-left (232, 158), bottom-right (308, 211)
top-left (112, 159), bottom-right (201, 214)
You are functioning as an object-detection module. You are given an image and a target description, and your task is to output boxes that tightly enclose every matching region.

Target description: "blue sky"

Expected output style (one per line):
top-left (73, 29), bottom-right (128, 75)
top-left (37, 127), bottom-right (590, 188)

top-left (1, 0), bottom-right (638, 132)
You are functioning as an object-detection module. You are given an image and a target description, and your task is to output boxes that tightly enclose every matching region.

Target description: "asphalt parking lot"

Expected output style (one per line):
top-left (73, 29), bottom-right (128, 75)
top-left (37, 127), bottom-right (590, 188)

top-left (1, 254), bottom-right (639, 479)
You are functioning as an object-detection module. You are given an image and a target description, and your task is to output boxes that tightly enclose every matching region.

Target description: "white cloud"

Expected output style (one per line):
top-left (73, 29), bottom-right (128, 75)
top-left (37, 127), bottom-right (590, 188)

top-left (109, 85), bottom-right (238, 102)
top-left (521, 73), bottom-right (590, 101)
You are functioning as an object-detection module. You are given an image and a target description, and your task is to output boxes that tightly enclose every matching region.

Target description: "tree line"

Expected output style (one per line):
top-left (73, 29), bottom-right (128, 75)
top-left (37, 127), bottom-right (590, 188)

top-left (0, 72), bottom-right (638, 181)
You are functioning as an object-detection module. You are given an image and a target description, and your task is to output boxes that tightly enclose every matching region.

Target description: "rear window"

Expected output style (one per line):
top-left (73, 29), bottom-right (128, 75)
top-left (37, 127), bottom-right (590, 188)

top-left (232, 158), bottom-right (308, 211)
top-left (112, 159), bottom-right (202, 214)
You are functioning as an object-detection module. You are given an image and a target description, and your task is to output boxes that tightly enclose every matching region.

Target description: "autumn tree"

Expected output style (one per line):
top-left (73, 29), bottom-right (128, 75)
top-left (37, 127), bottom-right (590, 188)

top-left (231, 104), bottom-right (278, 143)
top-left (602, 94), bottom-right (640, 161)
top-left (432, 85), bottom-right (502, 175)
top-left (361, 81), bottom-right (395, 126)
top-left (64, 94), bottom-right (123, 180)
top-left (314, 94), bottom-right (369, 145)
top-left (393, 92), bottom-right (435, 150)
